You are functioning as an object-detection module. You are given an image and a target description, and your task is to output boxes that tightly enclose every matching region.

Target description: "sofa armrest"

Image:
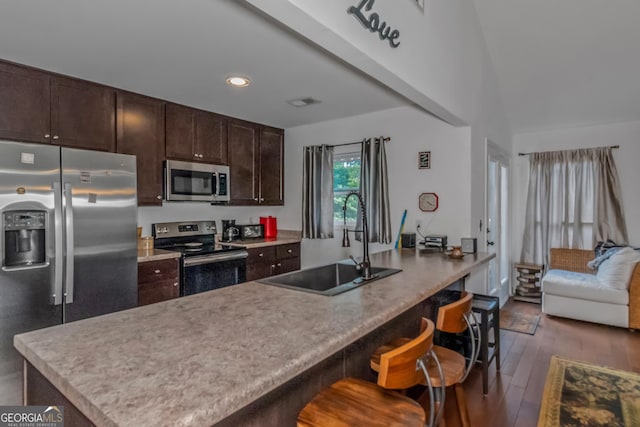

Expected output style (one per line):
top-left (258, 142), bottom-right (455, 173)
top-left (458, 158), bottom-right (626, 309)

top-left (549, 248), bottom-right (595, 274)
top-left (629, 264), bottom-right (640, 330)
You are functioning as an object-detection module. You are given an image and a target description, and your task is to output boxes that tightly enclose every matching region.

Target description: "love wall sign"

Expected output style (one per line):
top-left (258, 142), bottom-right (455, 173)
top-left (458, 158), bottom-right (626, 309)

top-left (347, 0), bottom-right (401, 49)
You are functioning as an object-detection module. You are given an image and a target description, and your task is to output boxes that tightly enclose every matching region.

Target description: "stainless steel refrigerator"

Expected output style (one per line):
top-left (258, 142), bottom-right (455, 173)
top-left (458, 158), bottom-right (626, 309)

top-left (0, 140), bottom-right (138, 404)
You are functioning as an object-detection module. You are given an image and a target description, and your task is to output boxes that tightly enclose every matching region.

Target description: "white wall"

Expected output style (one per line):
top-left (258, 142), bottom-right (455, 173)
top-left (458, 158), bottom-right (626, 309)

top-left (282, 106), bottom-right (487, 283)
top-left (513, 120), bottom-right (640, 260)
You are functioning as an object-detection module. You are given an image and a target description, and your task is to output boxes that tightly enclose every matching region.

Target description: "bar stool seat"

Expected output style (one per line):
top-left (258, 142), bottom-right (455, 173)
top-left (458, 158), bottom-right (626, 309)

top-left (297, 377), bottom-right (425, 427)
top-left (298, 318), bottom-right (441, 427)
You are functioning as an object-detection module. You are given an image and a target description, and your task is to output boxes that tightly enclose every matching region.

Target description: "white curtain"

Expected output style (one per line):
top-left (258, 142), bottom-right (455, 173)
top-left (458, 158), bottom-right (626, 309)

top-left (356, 137), bottom-right (392, 244)
top-left (520, 147), bottom-right (628, 267)
top-left (302, 145), bottom-right (334, 239)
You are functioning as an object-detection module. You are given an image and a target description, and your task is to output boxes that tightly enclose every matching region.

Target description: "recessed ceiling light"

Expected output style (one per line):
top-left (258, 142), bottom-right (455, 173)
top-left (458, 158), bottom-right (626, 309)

top-left (226, 76), bottom-right (251, 88)
top-left (287, 97), bottom-right (321, 107)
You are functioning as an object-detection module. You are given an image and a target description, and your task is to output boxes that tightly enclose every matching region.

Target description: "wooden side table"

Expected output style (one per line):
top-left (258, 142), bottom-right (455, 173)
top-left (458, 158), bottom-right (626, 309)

top-left (513, 263), bottom-right (544, 304)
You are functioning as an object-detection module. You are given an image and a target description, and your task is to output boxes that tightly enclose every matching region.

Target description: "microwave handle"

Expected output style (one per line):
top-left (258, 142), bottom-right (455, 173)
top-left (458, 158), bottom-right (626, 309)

top-left (212, 172), bottom-right (218, 196)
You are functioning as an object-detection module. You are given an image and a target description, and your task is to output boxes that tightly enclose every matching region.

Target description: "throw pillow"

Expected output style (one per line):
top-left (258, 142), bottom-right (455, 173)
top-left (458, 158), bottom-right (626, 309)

top-left (596, 247), bottom-right (640, 290)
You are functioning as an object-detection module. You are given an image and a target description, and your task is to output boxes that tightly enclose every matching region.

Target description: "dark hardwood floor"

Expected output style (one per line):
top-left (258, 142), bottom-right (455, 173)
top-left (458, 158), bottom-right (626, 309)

top-left (441, 299), bottom-right (640, 427)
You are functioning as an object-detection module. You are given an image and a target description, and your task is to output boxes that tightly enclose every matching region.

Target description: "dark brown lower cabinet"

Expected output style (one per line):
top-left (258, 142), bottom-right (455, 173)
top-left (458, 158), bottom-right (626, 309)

top-left (246, 243), bottom-right (301, 282)
top-left (138, 258), bottom-right (180, 306)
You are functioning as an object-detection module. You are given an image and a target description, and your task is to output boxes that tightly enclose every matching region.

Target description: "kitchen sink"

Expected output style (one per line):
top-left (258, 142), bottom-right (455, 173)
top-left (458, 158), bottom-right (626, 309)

top-left (258, 262), bottom-right (402, 296)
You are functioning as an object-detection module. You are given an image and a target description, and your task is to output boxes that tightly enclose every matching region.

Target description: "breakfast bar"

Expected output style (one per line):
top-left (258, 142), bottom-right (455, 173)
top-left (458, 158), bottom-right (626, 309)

top-left (14, 249), bottom-right (494, 426)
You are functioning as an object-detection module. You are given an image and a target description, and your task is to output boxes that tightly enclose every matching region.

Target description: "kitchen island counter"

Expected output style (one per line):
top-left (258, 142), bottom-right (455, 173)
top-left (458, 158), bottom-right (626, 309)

top-left (15, 249), bottom-right (493, 426)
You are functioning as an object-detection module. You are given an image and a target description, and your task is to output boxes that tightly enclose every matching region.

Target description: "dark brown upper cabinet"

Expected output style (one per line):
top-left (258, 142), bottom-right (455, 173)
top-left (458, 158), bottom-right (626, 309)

top-left (0, 61), bottom-right (115, 151)
top-left (259, 126), bottom-right (284, 205)
top-left (50, 76), bottom-right (115, 152)
top-left (166, 103), bottom-right (228, 165)
top-left (0, 61), bottom-right (51, 144)
top-left (116, 92), bottom-right (165, 206)
top-left (228, 120), bottom-right (284, 205)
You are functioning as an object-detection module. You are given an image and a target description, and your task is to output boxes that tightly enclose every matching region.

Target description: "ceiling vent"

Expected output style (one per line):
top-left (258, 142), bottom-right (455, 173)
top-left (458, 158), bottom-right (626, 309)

top-left (287, 97), bottom-right (321, 107)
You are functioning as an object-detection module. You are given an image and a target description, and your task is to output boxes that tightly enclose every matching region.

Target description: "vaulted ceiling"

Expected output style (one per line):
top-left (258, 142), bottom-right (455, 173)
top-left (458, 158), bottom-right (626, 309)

top-left (473, 0), bottom-right (640, 134)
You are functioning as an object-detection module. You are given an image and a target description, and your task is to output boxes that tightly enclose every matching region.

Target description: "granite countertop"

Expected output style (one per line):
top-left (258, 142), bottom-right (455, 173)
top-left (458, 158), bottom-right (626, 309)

top-left (137, 248), bottom-right (182, 263)
top-left (221, 229), bottom-right (301, 249)
top-left (15, 249), bottom-right (494, 427)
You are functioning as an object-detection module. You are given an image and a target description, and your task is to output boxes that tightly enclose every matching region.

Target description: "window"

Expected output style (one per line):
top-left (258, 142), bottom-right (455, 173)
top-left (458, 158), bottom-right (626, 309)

top-left (333, 152), bottom-right (361, 225)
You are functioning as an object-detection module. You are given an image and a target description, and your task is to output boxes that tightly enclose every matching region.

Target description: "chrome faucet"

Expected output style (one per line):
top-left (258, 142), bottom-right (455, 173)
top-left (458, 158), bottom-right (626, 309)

top-left (342, 191), bottom-right (375, 281)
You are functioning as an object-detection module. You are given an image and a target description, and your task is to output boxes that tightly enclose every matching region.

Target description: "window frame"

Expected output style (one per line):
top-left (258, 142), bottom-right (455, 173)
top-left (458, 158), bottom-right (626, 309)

top-left (333, 149), bottom-right (361, 228)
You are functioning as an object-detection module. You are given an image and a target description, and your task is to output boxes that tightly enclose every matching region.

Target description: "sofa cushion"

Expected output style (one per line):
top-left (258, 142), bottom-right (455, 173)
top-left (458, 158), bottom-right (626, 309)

top-left (542, 269), bottom-right (628, 305)
top-left (596, 247), bottom-right (640, 290)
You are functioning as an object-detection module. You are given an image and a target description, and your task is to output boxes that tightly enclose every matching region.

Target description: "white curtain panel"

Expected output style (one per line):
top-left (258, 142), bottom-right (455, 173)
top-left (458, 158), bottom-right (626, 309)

top-left (521, 147), bottom-right (628, 266)
top-left (302, 145), bottom-right (334, 239)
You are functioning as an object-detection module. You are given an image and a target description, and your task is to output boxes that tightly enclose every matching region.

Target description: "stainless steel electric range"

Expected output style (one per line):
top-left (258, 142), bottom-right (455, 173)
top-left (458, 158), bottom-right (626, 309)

top-left (152, 221), bottom-right (248, 296)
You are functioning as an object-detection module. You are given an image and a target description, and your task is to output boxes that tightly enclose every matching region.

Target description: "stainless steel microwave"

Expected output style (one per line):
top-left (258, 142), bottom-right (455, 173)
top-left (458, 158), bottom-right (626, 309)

top-left (164, 160), bottom-right (230, 203)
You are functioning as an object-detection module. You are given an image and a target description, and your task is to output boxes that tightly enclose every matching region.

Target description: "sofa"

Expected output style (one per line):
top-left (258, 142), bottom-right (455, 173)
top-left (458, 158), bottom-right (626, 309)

top-left (541, 248), bottom-right (640, 329)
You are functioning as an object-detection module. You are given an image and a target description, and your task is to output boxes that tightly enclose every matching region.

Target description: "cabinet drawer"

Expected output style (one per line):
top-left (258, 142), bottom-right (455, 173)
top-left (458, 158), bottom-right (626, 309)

top-left (276, 243), bottom-right (300, 260)
top-left (138, 259), bottom-right (179, 283)
top-left (247, 246), bottom-right (276, 264)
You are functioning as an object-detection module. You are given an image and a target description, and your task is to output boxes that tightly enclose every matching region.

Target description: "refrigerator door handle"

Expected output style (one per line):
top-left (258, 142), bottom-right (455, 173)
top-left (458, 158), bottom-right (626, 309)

top-left (63, 183), bottom-right (74, 304)
top-left (52, 182), bottom-right (64, 306)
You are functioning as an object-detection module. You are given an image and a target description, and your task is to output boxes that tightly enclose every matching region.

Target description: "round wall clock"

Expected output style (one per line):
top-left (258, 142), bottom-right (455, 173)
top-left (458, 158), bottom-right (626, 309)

top-left (419, 192), bottom-right (439, 212)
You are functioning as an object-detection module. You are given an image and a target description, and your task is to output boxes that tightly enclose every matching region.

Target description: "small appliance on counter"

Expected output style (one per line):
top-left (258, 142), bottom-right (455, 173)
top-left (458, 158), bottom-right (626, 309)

top-left (260, 216), bottom-right (277, 238)
top-left (461, 237), bottom-right (478, 254)
top-left (237, 224), bottom-right (265, 240)
top-left (400, 233), bottom-right (416, 248)
top-left (421, 234), bottom-right (448, 251)
top-left (221, 219), bottom-right (239, 242)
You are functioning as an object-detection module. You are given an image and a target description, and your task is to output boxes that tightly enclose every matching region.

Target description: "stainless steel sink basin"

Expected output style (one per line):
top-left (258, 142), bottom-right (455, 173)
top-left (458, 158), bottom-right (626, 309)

top-left (258, 262), bottom-right (402, 296)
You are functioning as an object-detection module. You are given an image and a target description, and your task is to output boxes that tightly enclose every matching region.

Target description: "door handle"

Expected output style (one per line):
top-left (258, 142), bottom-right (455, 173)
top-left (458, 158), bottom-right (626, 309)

top-left (63, 183), bottom-right (75, 304)
top-left (487, 241), bottom-right (495, 246)
top-left (52, 182), bottom-right (64, 305)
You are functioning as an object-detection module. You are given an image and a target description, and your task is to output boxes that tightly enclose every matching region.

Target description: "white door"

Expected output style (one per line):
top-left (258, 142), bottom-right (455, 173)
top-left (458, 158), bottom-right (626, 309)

top-left (486, 141), bottom-right (511, 304)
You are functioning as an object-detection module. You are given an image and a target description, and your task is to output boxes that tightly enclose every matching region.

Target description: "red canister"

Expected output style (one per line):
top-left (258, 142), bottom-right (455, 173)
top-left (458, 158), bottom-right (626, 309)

top-left (260, 216), bottom-right (277, 238)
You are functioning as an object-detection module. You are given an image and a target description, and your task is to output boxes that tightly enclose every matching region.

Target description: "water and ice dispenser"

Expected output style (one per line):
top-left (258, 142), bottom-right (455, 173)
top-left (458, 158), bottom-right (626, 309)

top-left (3, 211), bottom-right (46, 268)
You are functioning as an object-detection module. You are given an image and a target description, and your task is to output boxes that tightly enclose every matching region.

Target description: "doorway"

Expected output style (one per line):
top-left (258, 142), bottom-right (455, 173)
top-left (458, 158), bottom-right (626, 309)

top-left (486, 140), bottom-right (511, 305)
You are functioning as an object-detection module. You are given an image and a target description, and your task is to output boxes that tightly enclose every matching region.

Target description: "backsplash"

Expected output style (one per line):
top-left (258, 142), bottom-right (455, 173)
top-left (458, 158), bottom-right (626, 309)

top-left (137, 203), bottom-right (287, 236)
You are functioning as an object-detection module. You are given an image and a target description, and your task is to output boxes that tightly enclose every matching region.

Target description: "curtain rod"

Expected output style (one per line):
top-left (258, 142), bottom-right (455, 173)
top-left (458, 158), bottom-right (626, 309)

top-left (518, 145), bottom-right (620, 156)
top-left (329, 136), bottom-right (391, 148)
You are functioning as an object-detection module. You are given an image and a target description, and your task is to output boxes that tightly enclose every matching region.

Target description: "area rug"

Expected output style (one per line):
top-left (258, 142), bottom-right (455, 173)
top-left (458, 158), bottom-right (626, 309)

top-left (538, 355), bottom-right (640, 427)
top-left (499, 309), bottom-right (540, 335)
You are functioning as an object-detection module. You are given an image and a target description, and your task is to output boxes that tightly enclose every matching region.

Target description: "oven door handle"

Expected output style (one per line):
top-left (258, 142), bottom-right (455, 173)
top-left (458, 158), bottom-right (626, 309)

top-left (183, 251), bottom-right (248, 267)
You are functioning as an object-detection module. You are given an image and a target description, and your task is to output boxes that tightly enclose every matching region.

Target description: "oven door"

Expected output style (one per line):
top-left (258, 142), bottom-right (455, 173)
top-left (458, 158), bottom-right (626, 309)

top-left (182, 251), bottom-right (248, 296)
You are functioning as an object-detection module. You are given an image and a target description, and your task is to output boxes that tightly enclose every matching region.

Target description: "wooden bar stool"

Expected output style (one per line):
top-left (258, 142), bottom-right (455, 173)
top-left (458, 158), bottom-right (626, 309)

top-left (297, 318), bottom-right (443, 427)
top-left (371, 292), bottom-right (480, 427)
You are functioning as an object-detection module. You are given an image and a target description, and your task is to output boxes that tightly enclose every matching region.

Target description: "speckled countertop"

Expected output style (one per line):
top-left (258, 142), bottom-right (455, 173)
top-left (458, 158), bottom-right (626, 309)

top-left (137, 248), bottom-right (182, 263)
top-left (14, 249), bottom-right (493, 427)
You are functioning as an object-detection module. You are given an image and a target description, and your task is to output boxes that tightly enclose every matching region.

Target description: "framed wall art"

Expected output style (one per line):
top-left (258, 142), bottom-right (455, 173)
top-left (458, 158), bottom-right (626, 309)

top-left (418, 151), bottom-right (431, 169)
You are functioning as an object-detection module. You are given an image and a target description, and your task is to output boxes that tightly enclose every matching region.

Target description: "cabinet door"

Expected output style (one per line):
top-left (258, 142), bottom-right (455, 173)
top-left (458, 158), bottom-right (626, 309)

top-left (138, 259), bottom-right (180, 306)
top-left (196, 110), bottom-right (228, 164)
top-left (246, 246), bottom-right (276, 282)
top-left (50, 76), bottom-right (115, 152)
top-left (0, 61), bottom-right (50, 143)
top-left (116, 92), bottom-right (165, 205)
top-left (259, 126), bottom-right (284, 205)
top-left (165, 103), bottom-right (196, 161)
top-left (228, 119), bottom-right (259, 204)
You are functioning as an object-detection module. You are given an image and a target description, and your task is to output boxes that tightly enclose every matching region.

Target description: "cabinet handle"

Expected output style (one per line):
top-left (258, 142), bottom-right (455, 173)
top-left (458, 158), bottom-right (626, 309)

top-left (53, 135), bottom-right (59, 140)
top-left (194, 153), bottom-right (199, 158)
top-left (199, 154), bottom-right (204, 158)
top-left (258, 253), bottom-right (264, 257)
top-left (277, 263), bottom-right (281, 267)
top-left (157, 195), bottom-right (162, 200)
top-left (174, 282), bottom-right (178, 287)
top-left (260, 198), bottom-right (265, 202)
top-left (287, 249), bottom-right (292, 254)
top-left (44, 134), bottom-right (51, 139)
top-left (271, 264), bottom-right (276, 269)
top-left (254, 198), bottom-right (259, 202)
top-left (154, 269), bottom-right (161, 274)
